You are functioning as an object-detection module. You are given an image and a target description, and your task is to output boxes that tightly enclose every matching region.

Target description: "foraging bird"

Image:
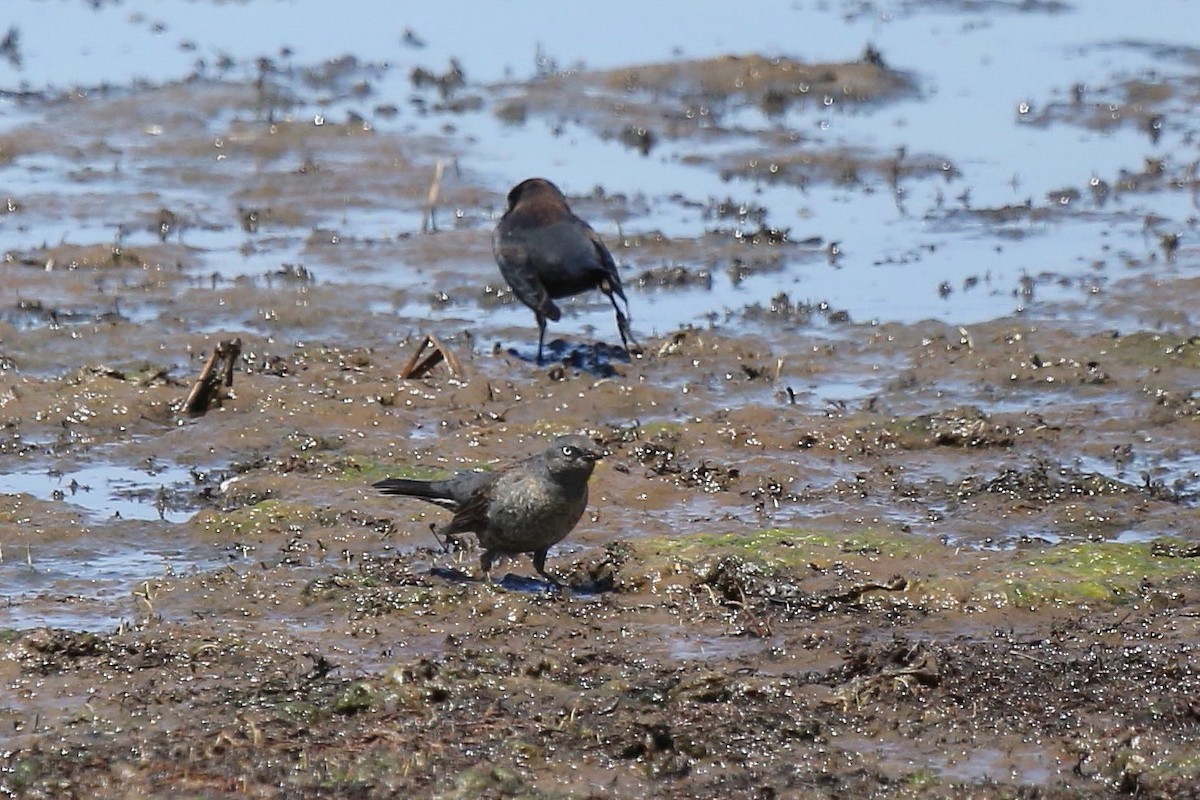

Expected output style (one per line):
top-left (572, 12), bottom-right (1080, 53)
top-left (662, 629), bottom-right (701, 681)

top-left (373, 435), bottom-right (601, 584)
top-left (493, 177), bottom-right (637, 364)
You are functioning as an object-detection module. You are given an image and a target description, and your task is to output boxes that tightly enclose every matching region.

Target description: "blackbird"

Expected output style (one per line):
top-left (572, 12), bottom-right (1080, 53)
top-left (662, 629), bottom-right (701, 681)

top-left (373, 435), bottom-right (601, 584)
top-left (493, 177), bottom-right (637, 363)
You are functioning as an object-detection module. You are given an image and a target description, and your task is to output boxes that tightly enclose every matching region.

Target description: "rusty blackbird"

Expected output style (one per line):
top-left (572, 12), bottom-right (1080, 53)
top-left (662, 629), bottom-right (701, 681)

top-left (493, 177), bottom-right (637, 364)
top-left (372, 435), bottom-right (601, 584)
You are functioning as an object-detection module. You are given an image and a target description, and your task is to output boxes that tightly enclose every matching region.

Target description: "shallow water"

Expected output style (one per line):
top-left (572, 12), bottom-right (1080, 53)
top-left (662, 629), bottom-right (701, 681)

top-left (0, 458), bottom-right (198, 522)
top-left (3, 0), bottom-right (1197, 330)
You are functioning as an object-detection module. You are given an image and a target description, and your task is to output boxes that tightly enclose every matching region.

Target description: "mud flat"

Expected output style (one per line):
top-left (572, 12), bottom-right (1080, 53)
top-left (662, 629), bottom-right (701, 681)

top-left (3, 2), bottom-right (1200, 797)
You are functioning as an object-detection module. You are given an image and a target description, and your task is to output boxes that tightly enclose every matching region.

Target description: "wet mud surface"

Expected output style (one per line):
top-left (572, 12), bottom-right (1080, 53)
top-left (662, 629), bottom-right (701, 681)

top-left (3, 1), bottom-right (1200, 797)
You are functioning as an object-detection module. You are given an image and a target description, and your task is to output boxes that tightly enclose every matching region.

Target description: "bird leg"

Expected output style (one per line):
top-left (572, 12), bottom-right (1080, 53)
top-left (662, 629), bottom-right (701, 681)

top-left (429, 522), bottom-right (449, 552)
top-left (480, 549), bottom-right (497, 582)
top-left (536, 313), bottom-right (548, 365)
top-left (603, 290), bottom-right (639, 356)
top-left (431, 523), bottom-right (472, 554)
top-left (532, 549), bottom-right (563, 587)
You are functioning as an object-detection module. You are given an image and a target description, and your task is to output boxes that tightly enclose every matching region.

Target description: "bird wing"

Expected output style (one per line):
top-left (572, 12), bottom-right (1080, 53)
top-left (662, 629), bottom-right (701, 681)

top-left (494, 236), bottom-right (562, 321)
top-left (442, 473), bottom-right (499, 535)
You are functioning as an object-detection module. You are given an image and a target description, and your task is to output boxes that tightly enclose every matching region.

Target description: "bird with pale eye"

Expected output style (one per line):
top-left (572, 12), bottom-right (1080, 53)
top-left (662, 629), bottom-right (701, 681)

top-left (372, 435), bottom-right (602, 586)
top-left (493, 177), bottom-right (638, 364)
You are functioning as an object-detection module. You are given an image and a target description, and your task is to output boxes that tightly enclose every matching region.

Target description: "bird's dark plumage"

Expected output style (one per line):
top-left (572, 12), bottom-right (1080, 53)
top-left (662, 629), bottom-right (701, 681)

top-left (373, 435), bottom-right (601, 583)
top-left (493, 177), bottom-right (637, 363)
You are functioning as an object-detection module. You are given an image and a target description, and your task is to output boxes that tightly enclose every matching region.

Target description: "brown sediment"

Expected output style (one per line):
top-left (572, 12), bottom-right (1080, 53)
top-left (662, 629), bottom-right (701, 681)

top-left (1, 26), bottom-right (1200, 800)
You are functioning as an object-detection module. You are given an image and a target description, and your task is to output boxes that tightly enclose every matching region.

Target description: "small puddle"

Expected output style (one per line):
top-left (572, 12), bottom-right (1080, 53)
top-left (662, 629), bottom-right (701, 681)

top-left (0, 536), bottom-right (223, 631)
top-left (1075, 452), bottom-right (1200, 506)
top-left (0, 459), bottom-right (202, 523)
top-left (629, 623), bottom-right (773, 663)
top-left (0, 454), bottom-right (228, 630)
top-left (838, 736), bottom-right (1061, 785)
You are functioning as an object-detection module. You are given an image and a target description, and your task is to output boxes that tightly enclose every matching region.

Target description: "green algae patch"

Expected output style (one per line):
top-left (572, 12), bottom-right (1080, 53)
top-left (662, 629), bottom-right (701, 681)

top-left (993, 539), bottom-right (1200, 608)
top-left (302, 571), bottom-right (444, 617)
top-left (632, 528), bottom-right (1200, 612)
top-left (646, 527), bottom-right (945, 571)
top-left (626, 526), bottom-right (949, 607)
top-left (191, 498), bottom-right (393, 538)
top-left (1107, 331), bottom-right (1200, 371)
top-left (192, 499), bottom-right (319, 537)
top-left (886, 405), bottom-right (1017, 449)
top-left (599, 54), bottom-right (911, 106)
top-left (332, 681), bottom-right (377, 715)
top-left (627, 420), bottom-right (684, 439)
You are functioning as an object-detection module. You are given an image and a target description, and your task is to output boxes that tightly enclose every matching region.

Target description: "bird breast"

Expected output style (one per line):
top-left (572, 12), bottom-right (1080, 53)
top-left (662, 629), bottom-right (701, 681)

top-left (485, 473), bottom-right (588, 542)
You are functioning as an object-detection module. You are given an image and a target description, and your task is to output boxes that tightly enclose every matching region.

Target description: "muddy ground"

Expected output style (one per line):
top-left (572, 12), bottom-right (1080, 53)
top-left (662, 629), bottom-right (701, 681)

top-left (3, 13), bottom-right (1200, 800)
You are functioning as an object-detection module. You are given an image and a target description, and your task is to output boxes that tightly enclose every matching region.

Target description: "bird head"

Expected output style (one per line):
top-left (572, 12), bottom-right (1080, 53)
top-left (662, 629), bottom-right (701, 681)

top-left (544, 434), bottom-right (602, 479)
top-left (506, 177), bottom-right (566, 212)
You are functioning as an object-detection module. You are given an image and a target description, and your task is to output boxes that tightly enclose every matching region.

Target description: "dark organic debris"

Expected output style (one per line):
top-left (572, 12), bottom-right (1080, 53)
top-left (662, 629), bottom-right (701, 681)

top-left (833, 639), bottom-right (940, 706)
top-left (705, 198), bottom-right (769, 230)
top-left (700, 556), bottom-right (786, 605)
top-left (19, 629), bottom-right (110, 675)
top-left (561, 541), bottom-right (634, 593)
top-left (1160, 231), bottom-right (1180, 261)
top-left (239, 206), bottom-right (261, 233)
top-left (617, 125), bottom-right (657, 155)
top-left (746, 475), bottom-right (801, 510)
top-left (401, 28), bottom-right (426, 49)
top-left (957, 459), bottom-right (1143, 505)
top-left (559, 341), bottom-right (626, 377)
top-left (894, 406), bottom-right (1016, 449)
top-left (633, 438), bottom-right (740, 492)
top-left (410, 59), bottom-right (466, 99)
top-left (0, 25), bottom-right (20, 69)
top-left (741, 292), bottom-right (832, 326)
top-left (698, 556), bottom-right (908, 622)
top-left (636, 263), bottom-right (712, 289)
top-left (723, 224), bottom-right (789, 246)
top-left (268, 263), bottom-right (312, 284)
top-left (1150, 541), bottom-right (1200, 558)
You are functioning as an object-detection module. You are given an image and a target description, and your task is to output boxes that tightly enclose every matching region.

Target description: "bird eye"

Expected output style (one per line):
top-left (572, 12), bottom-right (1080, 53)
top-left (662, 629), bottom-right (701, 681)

top-left (562, 445), bottom-right (577, 457)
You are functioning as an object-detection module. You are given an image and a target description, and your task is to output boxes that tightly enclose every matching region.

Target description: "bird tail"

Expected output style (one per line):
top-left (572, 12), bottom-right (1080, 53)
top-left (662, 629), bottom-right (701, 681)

top-left (373, 477), bottom-right (452, 501)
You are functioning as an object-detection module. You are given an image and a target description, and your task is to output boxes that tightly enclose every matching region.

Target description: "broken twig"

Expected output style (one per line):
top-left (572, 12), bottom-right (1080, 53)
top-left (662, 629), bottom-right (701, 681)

top-left (184, 337), bottom-right (242, 416)
top-left (398, 334), bottom-right (462, 379)
top-left (422, 159), bottom-right (445, 233)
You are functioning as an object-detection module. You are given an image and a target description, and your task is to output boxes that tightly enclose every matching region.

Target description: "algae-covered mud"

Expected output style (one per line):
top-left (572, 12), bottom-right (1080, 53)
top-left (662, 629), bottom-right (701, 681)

top-left (2, 1), bottom-right (1199, 797)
